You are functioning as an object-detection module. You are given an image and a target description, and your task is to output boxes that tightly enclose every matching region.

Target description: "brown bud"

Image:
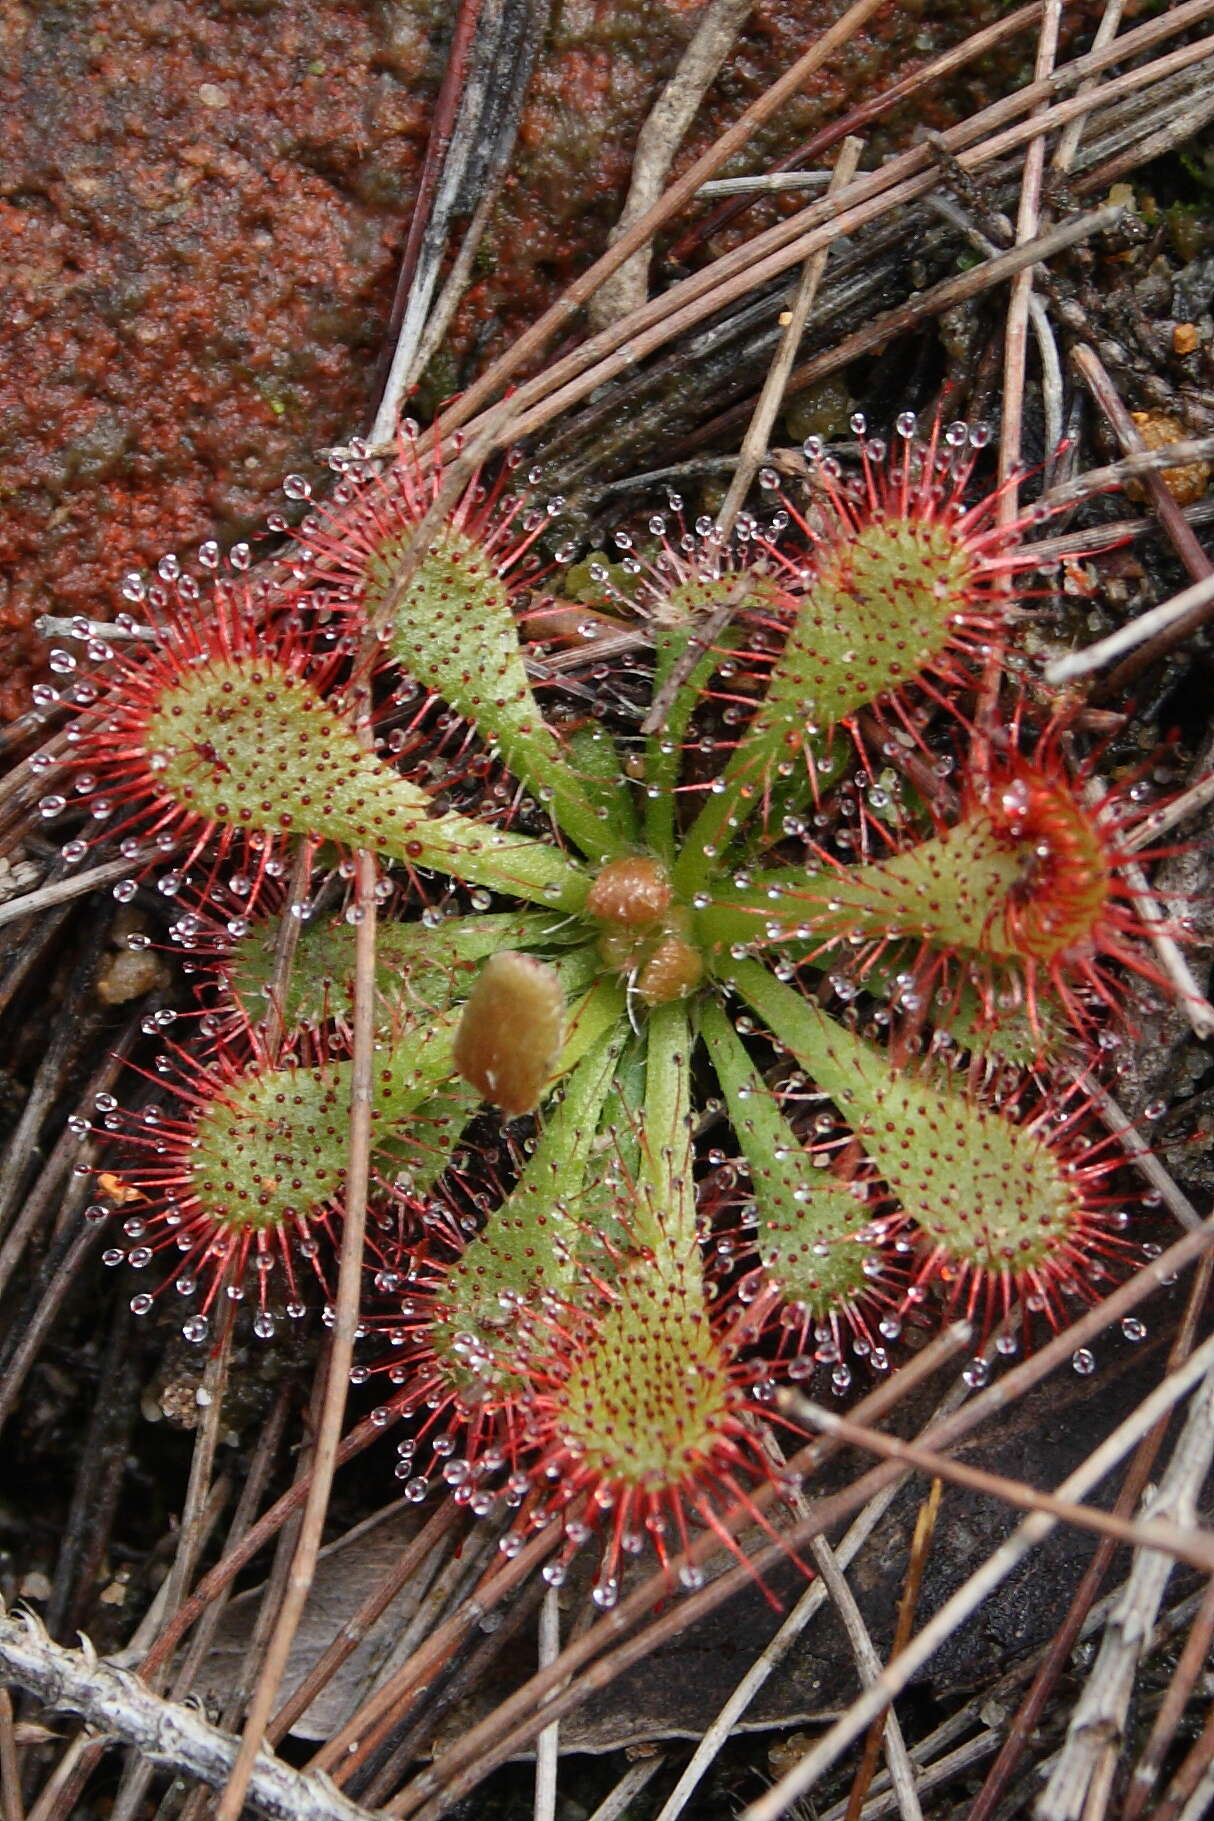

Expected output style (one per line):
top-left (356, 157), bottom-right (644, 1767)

top-left (453, 951), bottom-right (565, 1117)
top-left (585, 856), bottom-right (672, 928)
top-left (636, 935), bottom-right (704, 1005)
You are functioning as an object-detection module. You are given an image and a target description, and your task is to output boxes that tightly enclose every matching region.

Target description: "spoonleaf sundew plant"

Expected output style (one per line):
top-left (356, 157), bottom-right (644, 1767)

top-left (63, 415), bottom-right (1177, 1598)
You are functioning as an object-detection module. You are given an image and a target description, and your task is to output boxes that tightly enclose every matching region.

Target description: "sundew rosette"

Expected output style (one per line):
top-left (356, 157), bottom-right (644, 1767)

top-left (59, 416), bottom-right (1179, 1592)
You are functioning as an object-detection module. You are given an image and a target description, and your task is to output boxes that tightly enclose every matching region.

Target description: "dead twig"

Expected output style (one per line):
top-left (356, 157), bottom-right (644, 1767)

top-left (683, 199), bottom-right (1129, 457)
top-left (0, 1003), bottom-right (145, 1303)
top-left (1033, 438), bottom-right (1214, 517)
top-left (1151, 1701), bottom-right (1214, 1821)
top-left (651, 1443), bottom-right (942, 1821)
top-left (169, 1387), bottom-right (294, 1821)
top-left (214, 849), bottom-right (379, 1821)
top-left (843, 1479), bottom-right (942, 1821)
top-left (532, 1586), bottom-right (562, 1821)
top-left (697, 170), bottom-right (831, 197)
top-left (668, 1), bottom-right (1046, 264)
top-left (427, 0), bottom-right (893, 446)
top-left (590, 0), bottom-right (754, 330)
top-left (1038, 1358), bottom-right (1214, 1819)
top-left (372, 0), bottom-right (551, 440)
top-left (102, 1286), bottom-right (240, 1821)
top-left (715, 134), bottom-right (865, 540)
top-left (266, 1498), bottom-right (462, 1746)
top-left (1126, 769), bottom-right (1214, 852)
top-left (1070, 342), bottom-right (1214, 697)
top-left (1080, 1081), bottom-right (1204, 1234)
top-left (1077, 63), bottom-right (1214, 195)
top-left (360, 1560), bottom-right (552, 1809)
top-left (0, 1689), bottom-right (24, 1821)
top-left (0, 1608), bottom-right (378, 1821)
top-left (0, 927), bottom-right (106, 1242)
top-left (588, 1756), bottom-right (668, 1821)
top-left (0, 861), bottom-right (136, 930)
top-left (1082, 773), bottom-right (1214, 1041)
top-left (329, 1517), bottom-right (501, 1791)
top-left (809, 1534), bottom-right (924, 1821)
top-left (1071, 350), bottom-right (1209, 580)
top-left (995, 0), bottom-right (1063, 516)
top-left (489, 9), bottom-right (1214, 463)
top-left (260, 839), bottom-right (315, 1063)
top-left (786, 1399), bottom-right (1214, 1575)
top-left (0, 1225), bottom-right (106, 1437)
top-left (1123, 1577), bottom-right (1214, 1821)
top-left (307, 1509), bottom-right (567, 1780)
top-left (1052, 0), bottom-right (1127, 176)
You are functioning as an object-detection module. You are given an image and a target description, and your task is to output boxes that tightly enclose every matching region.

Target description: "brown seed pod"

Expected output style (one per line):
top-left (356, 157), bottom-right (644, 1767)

top-left (585, 856), bottom-right (673, 928)
top-left (452, 951), bottom-right (565, 1117)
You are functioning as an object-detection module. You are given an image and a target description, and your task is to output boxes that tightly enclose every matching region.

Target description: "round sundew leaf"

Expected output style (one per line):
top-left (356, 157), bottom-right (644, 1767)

top-left (371, 523), bottom-right (623, 862)
top-left (695, 872), bottom-right (1073, 1067)
top-left (141, 653), bottom-right (588, 910)
top-left (188, 1065), bottom-right (350, 1237)
top-left (745, 787), bottom-right (1111, 967)
top-left (671, 431), bottom-right (1025, 894)
top-left (729, 960), bottom-right (1084, 1283)
top-left (699, 734), bottom-right (1130, 1057)
top-left (758, 515), bottom-right (976, 736)
top-left (186, 1013), bottom-right (463, 1238)
top-left (552, 1255), bottom-right (727, 1489)
top-left (676, 517), bottom-right (974, 889)
top-left (825, 1048), bottom-right (1078, 1277)
top-left (456, 1214), bottom-right (790, 1604)
top-left (701, 842), bottom-right (1024, 958)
